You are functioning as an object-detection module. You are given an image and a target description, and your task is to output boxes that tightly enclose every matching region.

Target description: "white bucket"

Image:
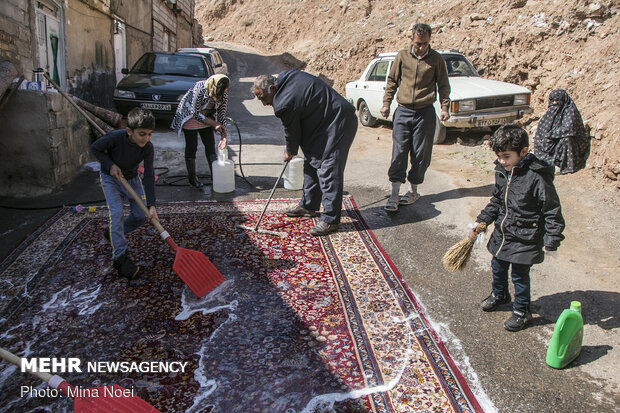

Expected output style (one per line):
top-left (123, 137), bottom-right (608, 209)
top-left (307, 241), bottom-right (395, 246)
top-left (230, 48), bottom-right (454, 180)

top-left (283, 156), bottom-right (304, 190)
top-left (212, 149), bottom-right (235, 193)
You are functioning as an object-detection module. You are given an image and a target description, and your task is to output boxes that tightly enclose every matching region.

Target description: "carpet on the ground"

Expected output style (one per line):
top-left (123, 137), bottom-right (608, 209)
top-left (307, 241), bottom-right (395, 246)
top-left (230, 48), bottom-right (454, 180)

top-left (0, 197), bottom-right (481, 412)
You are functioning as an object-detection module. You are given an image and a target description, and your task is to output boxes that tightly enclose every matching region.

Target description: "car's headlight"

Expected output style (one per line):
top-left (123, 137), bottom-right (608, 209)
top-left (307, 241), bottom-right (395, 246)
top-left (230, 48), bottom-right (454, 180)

top-left (513, 94), bottom-right (530, 106)
top-left (114, 89), bottom-right (135, 99)
top-left (451, 99), bottom-right (475, 113)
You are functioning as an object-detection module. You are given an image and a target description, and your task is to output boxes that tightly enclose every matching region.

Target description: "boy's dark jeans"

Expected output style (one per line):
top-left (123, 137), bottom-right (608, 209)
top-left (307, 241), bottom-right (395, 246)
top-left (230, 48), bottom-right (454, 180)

top-left (491, 257), bottom-right (532, 313)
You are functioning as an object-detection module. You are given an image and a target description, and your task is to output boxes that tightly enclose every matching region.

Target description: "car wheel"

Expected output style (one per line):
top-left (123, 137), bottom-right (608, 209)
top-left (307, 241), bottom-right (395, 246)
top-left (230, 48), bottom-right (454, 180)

top-left (433, 117), bottom-right (447, 144)
top-left (358, 101), bottom-right (377, 127)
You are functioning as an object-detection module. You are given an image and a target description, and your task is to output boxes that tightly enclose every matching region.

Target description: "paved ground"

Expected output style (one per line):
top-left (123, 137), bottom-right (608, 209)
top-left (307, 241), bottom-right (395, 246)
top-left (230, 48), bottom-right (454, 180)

top-left (1, 43), bottom-right (618, 412)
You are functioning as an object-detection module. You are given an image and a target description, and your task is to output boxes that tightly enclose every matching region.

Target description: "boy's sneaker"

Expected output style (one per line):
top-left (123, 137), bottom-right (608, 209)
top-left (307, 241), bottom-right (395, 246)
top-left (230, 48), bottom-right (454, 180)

top-left (480, 292), bottom-right (511, 312)
top-left (113, 253), bottom-right (139, 280)
top-left (102, 230), bottom-right (111, 244)
top-left (504, 310), bottom-right (533, 332)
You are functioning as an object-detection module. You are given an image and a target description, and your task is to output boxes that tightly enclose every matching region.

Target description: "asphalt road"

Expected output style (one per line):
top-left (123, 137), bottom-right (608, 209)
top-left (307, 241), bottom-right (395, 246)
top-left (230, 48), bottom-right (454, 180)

top-left (0, 43), bottom-right (617, 412)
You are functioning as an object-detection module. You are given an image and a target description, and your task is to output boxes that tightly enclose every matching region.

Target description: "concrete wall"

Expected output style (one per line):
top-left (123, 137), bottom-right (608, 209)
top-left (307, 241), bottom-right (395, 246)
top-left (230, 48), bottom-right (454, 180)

top-left (176, 0), bottom-right (195, 47)
top-left (0, 90), bottom-right (92, 197)
top-left (177, 0), bottom-right (193, 18)
top-left (0, 0), bottom-right (35, 79)
top-left (176, 15), bottom-right (193, 49)
top-left (110, 0), bottom-right (152, 68)
top-left (153, 0), bottom-right (176, 51)
top-left (64, 1), bottom-right (116, 109)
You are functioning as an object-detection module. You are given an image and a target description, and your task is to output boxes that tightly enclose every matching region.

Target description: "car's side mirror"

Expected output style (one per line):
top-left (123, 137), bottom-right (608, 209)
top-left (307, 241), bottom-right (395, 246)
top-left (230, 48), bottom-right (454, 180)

top-left (477, 67), bottom-right (485, 76)
top-left (121, 68), bottom-right (129, 75)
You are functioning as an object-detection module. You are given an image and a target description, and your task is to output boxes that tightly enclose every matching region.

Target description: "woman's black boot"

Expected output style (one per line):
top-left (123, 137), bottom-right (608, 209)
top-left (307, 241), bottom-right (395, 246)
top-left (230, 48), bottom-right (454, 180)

top-left (185, 158), bottom-right (203, 188)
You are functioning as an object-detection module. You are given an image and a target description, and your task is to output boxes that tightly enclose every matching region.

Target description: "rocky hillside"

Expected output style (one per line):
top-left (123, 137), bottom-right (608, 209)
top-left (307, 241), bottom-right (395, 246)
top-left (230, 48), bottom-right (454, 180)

top-left (196, 0), bottom-right (619, 186)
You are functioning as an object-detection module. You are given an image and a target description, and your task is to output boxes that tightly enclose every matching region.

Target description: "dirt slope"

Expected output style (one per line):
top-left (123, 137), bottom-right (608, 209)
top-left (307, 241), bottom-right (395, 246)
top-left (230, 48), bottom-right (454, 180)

top-left (196, 0), bottom-right (619, 187)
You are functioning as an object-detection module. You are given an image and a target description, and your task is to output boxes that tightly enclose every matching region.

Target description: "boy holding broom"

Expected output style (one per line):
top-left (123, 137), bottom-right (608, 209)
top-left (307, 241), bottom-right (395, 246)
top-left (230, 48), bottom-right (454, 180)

top-left (91, 108), bottom-right (159, 279)
top-left (472, 124), bottom-right (565, 331)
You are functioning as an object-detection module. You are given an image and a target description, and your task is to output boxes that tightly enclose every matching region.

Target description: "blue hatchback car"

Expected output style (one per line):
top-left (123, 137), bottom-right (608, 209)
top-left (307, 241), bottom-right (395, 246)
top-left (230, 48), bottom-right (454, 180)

top-left (113, 52), bottom-right (215, 119)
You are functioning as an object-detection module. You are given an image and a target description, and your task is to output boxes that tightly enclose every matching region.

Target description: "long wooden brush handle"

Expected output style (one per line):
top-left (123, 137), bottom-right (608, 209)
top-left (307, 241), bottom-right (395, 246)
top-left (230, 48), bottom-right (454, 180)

top-left (44, 73), bottom-right (106, 136)
top-left (117, 175), bottom-right (179, 252)
top-left (117, 175), bottom-right (165, 232)
top-left (0, 346), bottom-right (54, 383)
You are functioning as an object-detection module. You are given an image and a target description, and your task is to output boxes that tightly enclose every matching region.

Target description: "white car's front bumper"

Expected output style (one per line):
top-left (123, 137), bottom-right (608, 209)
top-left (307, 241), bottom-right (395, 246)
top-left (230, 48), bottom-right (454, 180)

top-left (444, 107), bottom-right (534, 128)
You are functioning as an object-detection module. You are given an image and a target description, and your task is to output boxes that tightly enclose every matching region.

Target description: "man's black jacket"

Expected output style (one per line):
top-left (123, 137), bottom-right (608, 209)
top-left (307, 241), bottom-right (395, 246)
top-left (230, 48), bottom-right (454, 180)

top-left (272, 70), bottom-right (356, 168)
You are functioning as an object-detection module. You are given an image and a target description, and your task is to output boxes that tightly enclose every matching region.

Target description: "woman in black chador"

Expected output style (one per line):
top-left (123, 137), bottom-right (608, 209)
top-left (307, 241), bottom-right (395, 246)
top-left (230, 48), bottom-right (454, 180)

top-left (534, 89), bottom-right (590, 174)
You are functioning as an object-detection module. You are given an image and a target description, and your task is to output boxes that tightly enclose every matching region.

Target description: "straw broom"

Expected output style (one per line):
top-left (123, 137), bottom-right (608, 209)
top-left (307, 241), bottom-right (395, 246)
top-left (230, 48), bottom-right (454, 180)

top-left (442, 222), bottom-right (487, 272)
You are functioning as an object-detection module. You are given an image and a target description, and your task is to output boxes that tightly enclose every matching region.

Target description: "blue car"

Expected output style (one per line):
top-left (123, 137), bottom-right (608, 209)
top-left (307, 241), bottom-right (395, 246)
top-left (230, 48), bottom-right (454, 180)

top-left (113, 52), bottom-right (215, 119)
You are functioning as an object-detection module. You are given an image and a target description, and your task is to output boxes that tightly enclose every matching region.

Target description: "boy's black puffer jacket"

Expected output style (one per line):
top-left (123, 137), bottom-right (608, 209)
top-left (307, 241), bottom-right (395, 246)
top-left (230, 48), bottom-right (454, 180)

top-left (477, 153), bottom-right (565, 265)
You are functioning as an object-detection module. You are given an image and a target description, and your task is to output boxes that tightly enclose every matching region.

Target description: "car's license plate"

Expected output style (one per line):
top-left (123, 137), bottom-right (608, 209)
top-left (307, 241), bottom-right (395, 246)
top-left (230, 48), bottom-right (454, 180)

top-left (140, 103), bottom-right (171, 111)
top-left (478, 118), bottom-right (507, 127)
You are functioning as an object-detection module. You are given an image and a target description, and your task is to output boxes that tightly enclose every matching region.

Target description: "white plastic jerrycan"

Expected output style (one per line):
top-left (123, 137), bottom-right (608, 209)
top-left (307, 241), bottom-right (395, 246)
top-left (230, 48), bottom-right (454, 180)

top-left (283, 156), bottom-right (304, 190)
top-left (212, 148), bottom-right (235, 193)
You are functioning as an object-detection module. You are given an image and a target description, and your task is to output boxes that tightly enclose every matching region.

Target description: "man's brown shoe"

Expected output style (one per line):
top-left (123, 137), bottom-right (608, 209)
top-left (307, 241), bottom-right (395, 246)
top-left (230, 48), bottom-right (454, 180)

top-left (309, 221), bottom-right (339, 236)
top-left (284, 205), bottom-right (316, 217)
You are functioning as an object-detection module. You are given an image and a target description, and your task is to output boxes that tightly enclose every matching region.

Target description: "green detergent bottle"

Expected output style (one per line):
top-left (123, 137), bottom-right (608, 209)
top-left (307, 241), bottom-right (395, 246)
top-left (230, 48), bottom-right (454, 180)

top-left (546, 301), bottom-right (584, 369)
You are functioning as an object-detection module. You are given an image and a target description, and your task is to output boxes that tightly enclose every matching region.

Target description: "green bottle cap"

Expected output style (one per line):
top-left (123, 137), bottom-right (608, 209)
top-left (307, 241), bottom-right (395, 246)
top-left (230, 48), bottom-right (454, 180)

top-left (570, 301), bottom-right (581, 312)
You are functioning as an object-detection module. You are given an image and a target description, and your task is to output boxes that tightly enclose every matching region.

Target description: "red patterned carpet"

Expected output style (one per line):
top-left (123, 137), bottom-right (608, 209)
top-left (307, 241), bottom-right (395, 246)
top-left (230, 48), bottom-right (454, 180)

top-left (0, 197), bottom-right (482, 412)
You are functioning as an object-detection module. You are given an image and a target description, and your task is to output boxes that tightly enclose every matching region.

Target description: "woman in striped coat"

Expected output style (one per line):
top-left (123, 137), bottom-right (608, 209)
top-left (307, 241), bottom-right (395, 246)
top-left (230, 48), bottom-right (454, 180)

top-left (171, 74), bottom-right (230, 187)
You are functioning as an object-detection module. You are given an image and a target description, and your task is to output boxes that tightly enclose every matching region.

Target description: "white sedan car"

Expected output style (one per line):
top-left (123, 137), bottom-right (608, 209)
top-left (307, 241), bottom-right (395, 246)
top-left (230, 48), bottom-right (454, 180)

top-left (345, 50), bottom-right (533, 143)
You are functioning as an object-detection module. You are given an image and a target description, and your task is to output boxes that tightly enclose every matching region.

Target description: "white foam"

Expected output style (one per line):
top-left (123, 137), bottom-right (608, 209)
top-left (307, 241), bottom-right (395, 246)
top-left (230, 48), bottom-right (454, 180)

top-left (298, 303), bottom-right (492, 413)
top-left (0, 279), bottom-right (15, 289)
top-left (300, 347), bottom-right (415, 413)
top-left (300, 310), bottom-right (419, 413)
top-left (177, 278), bottom-right (240, 411)
top-left (185, 344), bottom-right (218, 413)
top-left (0, 324), bottom-right (21, 340)
top-left (39, 284), bottom-right (106, 317)
top-left (207, 313), bottom-right (238, 343)
top-left (174, 280), bottom-right (237, 321)
top-left (411, 290), bottom-right (498, 413)
top-left (0, 364), bottom-right (17, 388)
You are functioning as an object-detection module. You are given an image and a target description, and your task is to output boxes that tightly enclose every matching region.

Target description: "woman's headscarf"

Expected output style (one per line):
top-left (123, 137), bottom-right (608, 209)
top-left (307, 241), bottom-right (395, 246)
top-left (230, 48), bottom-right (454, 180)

top-left (534, 89), bottom-right (589, 173)
top-left (205, 74), bottom-right (230, 101)
top-left (536, 89), bottom-right (586, 144)
top-left (171, 74), bottom-right (230, 135)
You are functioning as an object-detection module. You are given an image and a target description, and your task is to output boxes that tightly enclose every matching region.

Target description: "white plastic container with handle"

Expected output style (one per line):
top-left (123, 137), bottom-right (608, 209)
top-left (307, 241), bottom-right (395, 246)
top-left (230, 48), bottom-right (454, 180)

top-left (283, 156), bottom-right (304, 190)
top-left (212, 149), bottom-right (235, 193)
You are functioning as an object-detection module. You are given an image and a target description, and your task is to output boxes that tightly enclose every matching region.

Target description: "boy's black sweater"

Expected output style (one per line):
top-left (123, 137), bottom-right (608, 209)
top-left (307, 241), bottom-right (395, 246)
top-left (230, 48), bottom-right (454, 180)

top-left (91, 129), bottom-right (156, 207)
top-left (477, 153), bottom-right (565, 265)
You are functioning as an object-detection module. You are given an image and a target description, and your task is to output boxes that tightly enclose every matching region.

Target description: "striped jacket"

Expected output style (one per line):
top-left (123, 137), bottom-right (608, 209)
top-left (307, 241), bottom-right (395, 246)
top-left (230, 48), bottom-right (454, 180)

top-left (170, 80), bottom-right (228, 136)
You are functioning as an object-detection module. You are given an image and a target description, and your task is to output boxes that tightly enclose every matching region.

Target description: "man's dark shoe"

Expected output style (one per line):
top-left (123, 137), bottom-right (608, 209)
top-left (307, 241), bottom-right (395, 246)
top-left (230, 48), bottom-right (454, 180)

top-left (102, 229), bottom-right (111, 244)
top-left (504, 310), bottom-right (533, 332)
top-left (309, 221), bottom-right (339, 236)
top-left (284, 205), bottom-right (316, 218)
top-left (480, 292), bottom-right (511, 312)
top-left (113, 253), bottom-right (139, 280)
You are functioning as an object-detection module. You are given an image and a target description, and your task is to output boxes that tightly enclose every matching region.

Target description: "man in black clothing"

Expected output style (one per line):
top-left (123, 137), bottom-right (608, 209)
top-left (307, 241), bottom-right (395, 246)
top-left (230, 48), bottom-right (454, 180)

top-left (253, 71), bottom-right (357, 236)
